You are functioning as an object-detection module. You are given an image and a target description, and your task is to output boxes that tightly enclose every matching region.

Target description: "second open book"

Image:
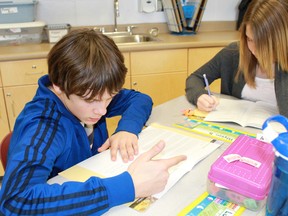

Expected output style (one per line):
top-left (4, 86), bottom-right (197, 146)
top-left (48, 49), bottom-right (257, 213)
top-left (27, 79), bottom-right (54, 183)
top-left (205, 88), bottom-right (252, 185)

top-left (204, 98), bottom-right (279, 129)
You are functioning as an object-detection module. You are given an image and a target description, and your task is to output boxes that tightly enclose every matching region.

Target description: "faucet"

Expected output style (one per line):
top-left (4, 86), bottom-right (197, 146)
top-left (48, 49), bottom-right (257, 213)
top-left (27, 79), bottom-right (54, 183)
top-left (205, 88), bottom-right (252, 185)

top-left (114, 0), bottom-right (119, 32)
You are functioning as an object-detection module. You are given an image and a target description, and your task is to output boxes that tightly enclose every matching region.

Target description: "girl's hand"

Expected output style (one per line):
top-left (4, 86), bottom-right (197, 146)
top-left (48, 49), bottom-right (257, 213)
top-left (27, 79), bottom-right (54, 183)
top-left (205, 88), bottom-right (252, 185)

top-left (197, 94), bottom-right (219, 112)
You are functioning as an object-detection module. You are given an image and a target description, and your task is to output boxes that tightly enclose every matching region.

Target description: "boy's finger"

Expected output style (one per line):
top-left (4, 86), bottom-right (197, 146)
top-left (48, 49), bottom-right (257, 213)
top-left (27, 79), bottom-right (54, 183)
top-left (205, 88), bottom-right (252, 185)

top-left (162, 155), bottom-right (187, 168)
top-left (110, 146), bottom-right (118, 161)
top-left (138, 140), bottom-right (166, 162)
top-left (98, 140), bottom-right (110, 152)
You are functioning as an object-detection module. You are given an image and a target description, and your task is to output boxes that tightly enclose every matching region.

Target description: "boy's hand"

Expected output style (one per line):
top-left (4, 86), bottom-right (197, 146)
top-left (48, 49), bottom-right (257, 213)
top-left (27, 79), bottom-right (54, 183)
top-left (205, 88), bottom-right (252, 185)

top-left (98, 131), bottom-right (138, 162)
top-left (128, 140), bottom-right (187, 198)
top-left (197, 94), bottom-right (219, 112)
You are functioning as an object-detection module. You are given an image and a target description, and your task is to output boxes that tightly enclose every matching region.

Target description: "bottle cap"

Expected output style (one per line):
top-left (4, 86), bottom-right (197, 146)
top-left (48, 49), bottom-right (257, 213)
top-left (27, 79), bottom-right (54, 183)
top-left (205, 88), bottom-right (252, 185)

top-left (262, 115), bottom-right (288, 160)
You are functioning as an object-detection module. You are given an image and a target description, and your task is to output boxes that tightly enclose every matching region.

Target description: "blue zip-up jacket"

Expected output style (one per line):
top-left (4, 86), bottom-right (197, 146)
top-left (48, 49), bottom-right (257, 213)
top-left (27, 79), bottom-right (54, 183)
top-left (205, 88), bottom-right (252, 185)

top-left (0, 75), bottom-right (153, 215)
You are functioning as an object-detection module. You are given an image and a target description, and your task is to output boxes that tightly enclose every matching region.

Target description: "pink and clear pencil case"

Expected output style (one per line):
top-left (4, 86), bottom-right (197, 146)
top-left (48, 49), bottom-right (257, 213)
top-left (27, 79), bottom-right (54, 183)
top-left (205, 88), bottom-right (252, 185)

top-left (207, 135), bottom-right (274, 211)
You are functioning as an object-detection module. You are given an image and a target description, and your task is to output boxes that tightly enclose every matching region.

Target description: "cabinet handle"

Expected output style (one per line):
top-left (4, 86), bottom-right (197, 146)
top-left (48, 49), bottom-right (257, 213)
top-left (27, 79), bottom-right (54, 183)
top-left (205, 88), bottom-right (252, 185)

top-left (5, 93), bottom-right (16, 117)
top-left (25, 65), bottom-right (44, 75)
top-left (132, 82), bottom-right (139, 91)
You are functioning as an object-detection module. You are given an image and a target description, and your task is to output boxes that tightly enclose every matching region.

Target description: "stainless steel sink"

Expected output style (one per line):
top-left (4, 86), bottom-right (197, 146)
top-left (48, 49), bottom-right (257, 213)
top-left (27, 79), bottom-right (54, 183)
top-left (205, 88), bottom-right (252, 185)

top-left (106, 34), bottom-right (160, 44)
top-left (94, 28), bottom-right (161, 44)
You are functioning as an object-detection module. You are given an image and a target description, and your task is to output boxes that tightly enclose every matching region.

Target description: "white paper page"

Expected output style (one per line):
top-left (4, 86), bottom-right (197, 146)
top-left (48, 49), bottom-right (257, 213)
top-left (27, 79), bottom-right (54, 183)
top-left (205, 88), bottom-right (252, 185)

top-left (77, 124), bottom-right (221, 199)
top-left (243, 101), bottom-right (278, 129)
top-left (204, 98), bottom-right (253, 127)
top-left (204, 98), bottom-right (279, 129)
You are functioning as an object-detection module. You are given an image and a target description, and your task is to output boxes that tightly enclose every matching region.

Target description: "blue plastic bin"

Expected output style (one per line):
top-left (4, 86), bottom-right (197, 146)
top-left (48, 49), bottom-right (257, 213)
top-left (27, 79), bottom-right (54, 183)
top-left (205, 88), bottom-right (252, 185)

top-left (0, 0), bottom-right (38, 24)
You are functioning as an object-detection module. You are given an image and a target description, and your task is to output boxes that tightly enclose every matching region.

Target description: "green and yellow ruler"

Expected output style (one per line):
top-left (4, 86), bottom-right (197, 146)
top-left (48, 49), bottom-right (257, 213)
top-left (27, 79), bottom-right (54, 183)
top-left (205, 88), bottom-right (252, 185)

top-left (175, 117), bottom-right (256, 143)
top-left (178, 192), bottom-right (245, 216)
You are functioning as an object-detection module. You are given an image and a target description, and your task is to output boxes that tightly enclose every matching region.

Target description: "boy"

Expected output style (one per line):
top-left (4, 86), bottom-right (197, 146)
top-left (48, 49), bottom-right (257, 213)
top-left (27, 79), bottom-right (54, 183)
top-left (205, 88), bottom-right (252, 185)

top-left (0, 29), bottom-right (186, 215)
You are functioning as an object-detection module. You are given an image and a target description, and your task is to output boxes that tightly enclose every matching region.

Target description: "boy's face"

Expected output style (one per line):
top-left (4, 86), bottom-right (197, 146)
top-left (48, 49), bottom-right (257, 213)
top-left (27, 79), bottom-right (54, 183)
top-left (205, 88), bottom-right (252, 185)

top-left (53, 85), bottom-right (115, 125)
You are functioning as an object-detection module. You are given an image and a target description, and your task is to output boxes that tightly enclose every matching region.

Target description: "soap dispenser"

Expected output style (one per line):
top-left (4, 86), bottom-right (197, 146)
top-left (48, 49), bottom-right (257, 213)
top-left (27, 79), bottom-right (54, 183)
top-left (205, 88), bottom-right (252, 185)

top-left (139, 0), bottom-right (157, 13)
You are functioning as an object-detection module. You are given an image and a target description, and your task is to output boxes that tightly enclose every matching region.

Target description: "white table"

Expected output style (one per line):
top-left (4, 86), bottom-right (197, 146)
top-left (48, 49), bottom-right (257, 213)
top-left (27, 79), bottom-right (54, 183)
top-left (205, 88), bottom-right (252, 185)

top-left (49, 95), bottom-right (266, 216)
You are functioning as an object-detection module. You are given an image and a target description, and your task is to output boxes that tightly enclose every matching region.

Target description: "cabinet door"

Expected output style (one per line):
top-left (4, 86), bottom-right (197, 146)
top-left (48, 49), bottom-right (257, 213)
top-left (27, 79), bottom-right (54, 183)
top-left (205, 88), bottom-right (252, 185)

top-left (0, 72), bottom-right (2, 87)
top-left (131, 49), bottom-right (187, 75)
top-left (188, 47), bottom-right (223, 93)
top-left (132, 72), bottom-right (187, 106)
top-left (123, 52), bottom-right (131, 89)
top-left (0, 88), bottom-right (10, 141)
top-left (0, 77), bottom-right (9, 141)
top-left (0, 88), bottom-right (9, 176)
top-left (4, 85), bottom-right (38, 130)
top-left (131, 49), bottom-right (187, 106)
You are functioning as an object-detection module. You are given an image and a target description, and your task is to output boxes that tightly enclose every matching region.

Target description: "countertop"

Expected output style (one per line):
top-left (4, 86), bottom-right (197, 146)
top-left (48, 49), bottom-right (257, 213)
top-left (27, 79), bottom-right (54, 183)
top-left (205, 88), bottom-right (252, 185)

top-left (0, 31), bottom-right (240, 62)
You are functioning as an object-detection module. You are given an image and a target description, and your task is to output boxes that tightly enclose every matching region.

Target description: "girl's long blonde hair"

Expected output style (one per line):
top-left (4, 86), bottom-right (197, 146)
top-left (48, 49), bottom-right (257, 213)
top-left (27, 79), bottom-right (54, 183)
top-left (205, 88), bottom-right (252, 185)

top-left (237, 0), bottom-right (288, 87)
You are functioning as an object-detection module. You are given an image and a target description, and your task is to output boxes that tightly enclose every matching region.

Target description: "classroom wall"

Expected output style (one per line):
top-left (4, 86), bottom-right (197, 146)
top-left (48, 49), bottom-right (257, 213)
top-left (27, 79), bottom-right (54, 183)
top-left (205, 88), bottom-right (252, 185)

top-left (37, 0), bottom-right (242, 26)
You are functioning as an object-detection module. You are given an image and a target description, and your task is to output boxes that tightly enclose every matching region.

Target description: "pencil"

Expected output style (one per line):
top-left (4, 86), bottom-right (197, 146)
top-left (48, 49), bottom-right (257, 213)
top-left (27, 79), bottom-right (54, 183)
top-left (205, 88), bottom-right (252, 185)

top-left (203, 74), bottom-right (211, 96)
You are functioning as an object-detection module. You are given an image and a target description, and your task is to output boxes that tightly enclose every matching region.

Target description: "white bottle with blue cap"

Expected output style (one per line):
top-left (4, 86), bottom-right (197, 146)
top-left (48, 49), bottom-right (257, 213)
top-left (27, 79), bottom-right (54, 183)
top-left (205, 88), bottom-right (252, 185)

top-left (262, 115), bottom-right (288, 216)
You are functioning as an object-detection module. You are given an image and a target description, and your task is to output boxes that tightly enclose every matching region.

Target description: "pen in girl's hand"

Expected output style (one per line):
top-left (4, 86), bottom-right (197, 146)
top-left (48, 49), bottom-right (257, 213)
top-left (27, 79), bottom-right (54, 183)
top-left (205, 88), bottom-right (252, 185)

top-left (203, 74), bottom-right (211, 96)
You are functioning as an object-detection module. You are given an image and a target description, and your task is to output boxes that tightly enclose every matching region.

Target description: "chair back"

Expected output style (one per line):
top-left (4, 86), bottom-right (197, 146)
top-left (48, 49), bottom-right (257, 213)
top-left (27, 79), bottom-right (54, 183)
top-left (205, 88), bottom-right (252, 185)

top-left (0, 132), bottom-right (12, 170)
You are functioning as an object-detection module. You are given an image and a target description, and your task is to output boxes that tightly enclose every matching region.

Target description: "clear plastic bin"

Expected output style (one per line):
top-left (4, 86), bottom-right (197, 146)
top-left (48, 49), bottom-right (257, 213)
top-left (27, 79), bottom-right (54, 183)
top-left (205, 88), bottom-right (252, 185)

top-left (207, 179), bottom-right (266, 211)
top-left (0, 21), bottom-right (45, 45)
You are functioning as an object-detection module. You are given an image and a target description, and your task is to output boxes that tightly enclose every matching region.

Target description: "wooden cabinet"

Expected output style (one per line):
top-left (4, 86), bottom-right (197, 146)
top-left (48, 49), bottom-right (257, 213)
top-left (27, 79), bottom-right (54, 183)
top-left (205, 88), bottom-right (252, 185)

top-left (4, 85), bottom-right (38, 130)
top-left (123, 52), bottom-right (131, 89)
top-left (0, 91), bottom-right (6, 176)
top-left (0, 87), bottom-right (10, 143)
top-left (130, 49), bottom-right (187, 106)
top-left (1, 59), bottom-right (47, 86)
top-left (1, 59), bottom-right (48, 134)
top-left (188, 47), bottom-right (223, 93)
top-left (0, 75), bottom-right (9, 175)
top-left (0, 74), bottom-right (10, 136)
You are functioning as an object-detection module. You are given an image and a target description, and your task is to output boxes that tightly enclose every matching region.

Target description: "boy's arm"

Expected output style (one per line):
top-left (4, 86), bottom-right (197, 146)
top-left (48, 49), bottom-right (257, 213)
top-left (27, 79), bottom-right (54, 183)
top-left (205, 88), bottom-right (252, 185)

top-left (0, 125), bottom-right (135, 215)
top-left (107, 89), bottom-right (153, 135)
top-left (1, 168), bottom-right (134, 215)
top-left (102, 89), bottom-right (152, 162)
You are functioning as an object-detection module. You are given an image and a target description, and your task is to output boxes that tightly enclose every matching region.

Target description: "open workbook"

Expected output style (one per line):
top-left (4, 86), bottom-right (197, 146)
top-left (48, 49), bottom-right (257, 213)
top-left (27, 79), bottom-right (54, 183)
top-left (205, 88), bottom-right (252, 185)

top-left (59, 123), bottom-right (222, 201)
top-left (204, 98), bottom-right (279, 129)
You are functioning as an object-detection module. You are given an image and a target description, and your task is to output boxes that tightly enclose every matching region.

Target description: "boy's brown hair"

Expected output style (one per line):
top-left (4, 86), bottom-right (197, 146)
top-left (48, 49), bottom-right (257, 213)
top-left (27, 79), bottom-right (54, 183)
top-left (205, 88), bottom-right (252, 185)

top-left (48, 29), bottom-right (127, 100)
